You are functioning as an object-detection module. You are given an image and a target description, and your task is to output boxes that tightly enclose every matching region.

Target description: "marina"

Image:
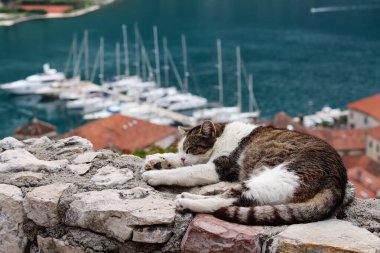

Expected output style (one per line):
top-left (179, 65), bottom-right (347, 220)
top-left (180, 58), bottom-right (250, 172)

top-left (1, 0), bottom-right (380, 137)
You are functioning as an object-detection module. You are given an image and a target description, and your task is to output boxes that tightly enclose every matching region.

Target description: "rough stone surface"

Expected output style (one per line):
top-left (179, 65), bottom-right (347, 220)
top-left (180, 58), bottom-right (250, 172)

top-left (68, 164), bottom-right (91, 175)
top-left (0, 137), bottom-right (25, 150)
top-left (0, 135), bottom-right (380, 253)
top-left (340, 198), bottom-right (380, 237)
top-left (0, 149), bottom-right (68, 173)
top-left (37, 236), bottom-right (85, 253)
top-left (13, 171), bottom-right (45, 180)
top-left (181, 214), bottom-right (264, 253)
top-left (24, 183), bottom-right (72, 227)
top-left (72, 151), bottom-right (99, 164)
top-left (65, 187), bottom-right (176, 242)
top-left (91, 165), bottom-right (134, 186)
top-left (132, 226), bottom-right (173, 244)
top-left (270, 219), bottom-right (380, 253)
top-left (0, 184), bottom-right (27, 253)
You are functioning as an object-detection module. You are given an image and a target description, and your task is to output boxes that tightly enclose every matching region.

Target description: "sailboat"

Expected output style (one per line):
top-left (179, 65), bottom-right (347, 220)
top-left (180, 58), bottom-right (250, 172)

top-left (193, 39), bottom-right (239, 121)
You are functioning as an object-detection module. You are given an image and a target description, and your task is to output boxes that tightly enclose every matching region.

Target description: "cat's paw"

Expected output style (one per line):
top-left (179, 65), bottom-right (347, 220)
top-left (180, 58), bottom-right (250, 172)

top-left (175, 198), bottom-right (191, 212)
top-left (143, 154), bottom-right (173, 171)
top-left (142, 170), bottom-right (164, 186)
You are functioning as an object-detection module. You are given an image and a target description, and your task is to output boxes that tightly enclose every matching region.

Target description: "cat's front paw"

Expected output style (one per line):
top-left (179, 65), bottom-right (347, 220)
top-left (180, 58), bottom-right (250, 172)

top-left (143, 154), bottom-right (173, 171)
top-left (142, 170), bottom-right (164, 186)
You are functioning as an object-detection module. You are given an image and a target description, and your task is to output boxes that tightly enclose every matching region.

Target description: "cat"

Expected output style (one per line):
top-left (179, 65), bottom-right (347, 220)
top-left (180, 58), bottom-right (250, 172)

top-left (142, 120), bottom-right (348, 225)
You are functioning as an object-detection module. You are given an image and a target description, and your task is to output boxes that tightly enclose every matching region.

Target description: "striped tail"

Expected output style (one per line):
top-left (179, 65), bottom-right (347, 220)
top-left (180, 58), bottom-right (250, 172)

top-left (213, 187), bottom-right (344, 225)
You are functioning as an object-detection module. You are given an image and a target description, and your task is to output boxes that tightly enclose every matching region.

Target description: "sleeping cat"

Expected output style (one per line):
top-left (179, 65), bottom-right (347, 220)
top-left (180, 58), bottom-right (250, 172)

top-left (142, 121), bottom-right (347, 225)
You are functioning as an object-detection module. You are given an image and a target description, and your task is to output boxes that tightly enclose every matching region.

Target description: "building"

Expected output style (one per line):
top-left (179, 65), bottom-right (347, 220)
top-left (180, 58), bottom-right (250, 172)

top-left (347, 93), bottom-right (380, 129)
top-left (15, 118), bottom-right (57, 140)
top-left (366, 126), bottom-right (380, 163)
top-left (61, 114), bottom-right (178, 153)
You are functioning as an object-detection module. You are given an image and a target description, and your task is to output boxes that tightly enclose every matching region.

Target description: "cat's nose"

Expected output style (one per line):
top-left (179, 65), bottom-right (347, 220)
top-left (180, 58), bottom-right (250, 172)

top-left (181, 157), bottom-right (186, 164)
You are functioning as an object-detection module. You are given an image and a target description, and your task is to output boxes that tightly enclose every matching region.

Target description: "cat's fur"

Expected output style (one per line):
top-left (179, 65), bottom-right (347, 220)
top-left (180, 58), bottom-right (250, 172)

top-left (142, 121), bottom-right (347, 225)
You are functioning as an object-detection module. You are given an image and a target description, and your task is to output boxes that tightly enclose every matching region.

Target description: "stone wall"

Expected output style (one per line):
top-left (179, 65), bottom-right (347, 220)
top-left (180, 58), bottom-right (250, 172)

top-left (0, 136), bottom-right (379, 253)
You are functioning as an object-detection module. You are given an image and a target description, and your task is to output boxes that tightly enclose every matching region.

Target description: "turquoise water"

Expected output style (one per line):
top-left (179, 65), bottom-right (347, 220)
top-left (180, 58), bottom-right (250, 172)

top-left (1, 0), bottom-right (380, 137)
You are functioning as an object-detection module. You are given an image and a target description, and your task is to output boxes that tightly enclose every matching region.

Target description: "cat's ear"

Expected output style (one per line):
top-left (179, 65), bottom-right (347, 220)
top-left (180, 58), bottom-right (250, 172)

top-left (178, 126), bottom-right (191, 135)
top-left (200, 120), bottom-right (216, 138)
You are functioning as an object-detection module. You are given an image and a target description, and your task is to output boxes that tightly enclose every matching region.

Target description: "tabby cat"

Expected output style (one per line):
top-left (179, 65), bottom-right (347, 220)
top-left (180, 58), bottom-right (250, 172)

top-left (142, 121), bottom-right (347, 225)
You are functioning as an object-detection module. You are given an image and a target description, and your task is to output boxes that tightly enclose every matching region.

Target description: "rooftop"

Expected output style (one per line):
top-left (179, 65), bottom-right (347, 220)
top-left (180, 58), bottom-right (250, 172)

top-left (61, 114), bottom-right (177, 153)
top-left (347, 93), bottom-right (380, 120)
top-left (308, 128), bottom-right (367, 152)
top-left (15, 118), bottom-right (56, 139)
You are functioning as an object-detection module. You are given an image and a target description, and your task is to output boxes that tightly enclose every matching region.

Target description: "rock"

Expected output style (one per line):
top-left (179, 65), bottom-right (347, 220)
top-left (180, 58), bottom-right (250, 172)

top-left (68, 164), bottom-right (91, 175)
top-left (270, 219), bottom-right (380, 253)
top-left (91, 165), bottom-right (134, 186)
top-left (23, 136), bottom-right (52, 146)
top-left (54, 136), bottom-right (93, 156)
top-left (340, 198), bottom-right (380, 236)
top-left (162, 213), bottom-right (194, 252)
top-left (72, 151), bottom-right (99, 164)
top-left (0, 137), bottom-right (25, 150)
top-left (132, 226), bottom-right (173, 244)
top-left (65, 187), bottom-right (176, 242)
top-left (37, 236), bottom-right (85, 253)
top-left (181, 214), bottom-right (263, 253)
top-left (13, 171), bottom-right (44, 180)
top-left (0, 184), bottom-right (27, 253)
top-left (24, 183), bottom-right (72, 227)
top-left (0, 149), bottom-right (68, 173)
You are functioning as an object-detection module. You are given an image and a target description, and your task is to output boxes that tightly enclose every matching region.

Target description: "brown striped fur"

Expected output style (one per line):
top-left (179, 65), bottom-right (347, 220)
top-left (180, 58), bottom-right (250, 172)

top-left (182, 123), bottom-right (347, 225)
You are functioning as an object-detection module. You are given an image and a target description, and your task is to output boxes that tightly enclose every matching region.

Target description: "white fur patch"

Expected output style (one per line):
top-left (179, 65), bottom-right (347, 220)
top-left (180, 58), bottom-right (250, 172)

top-left (243, 164), bottom-right (299, 205)
top-left (175, 197), bottom-right (236, 213)
top-left (210, 122), bottom-right (257, 159)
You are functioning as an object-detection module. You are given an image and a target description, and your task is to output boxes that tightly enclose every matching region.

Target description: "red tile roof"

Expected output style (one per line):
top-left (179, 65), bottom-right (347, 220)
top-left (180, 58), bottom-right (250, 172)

top-left (347, 93), bottom-right (380, 120)
top-left (61, 114), bottom-right (177, 153)
top-left (308, 128), bottom-right (366, 152)
top-left (15, 118), bottom-right (56, 139)
top-left (368, 126), bottom-right (380, 141)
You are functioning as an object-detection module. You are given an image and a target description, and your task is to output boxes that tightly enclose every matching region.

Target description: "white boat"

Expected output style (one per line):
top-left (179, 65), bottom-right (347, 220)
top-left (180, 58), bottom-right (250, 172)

top-left (83, 104), bottom-right (122, 120)
top-left (193, 107), bottom-right (240, 121)
top-left (66, 92), bottom-right (111, 109)
top-left (155, 93), bottom-right (207, 111)
top-left (140, 87), bottom-right (178, 102)
top-left (0, 64), bottom-right (65, 95)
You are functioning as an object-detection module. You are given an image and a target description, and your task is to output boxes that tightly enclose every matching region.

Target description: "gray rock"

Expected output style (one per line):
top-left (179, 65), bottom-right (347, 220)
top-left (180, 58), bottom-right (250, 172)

top-left (37, 236), bottom-right (85, 253)
top-left (0, 137), bottom-right (25, 150)
top-left (72, 151), bottom-right (99, 164)
top-left (0, 149), bottom-right (68, 173)
top-left (132, 226), bottom-right (173, 244)
top-left (340, 198), bottom-right (380, 236)
top-left (91, 165), bottom-right (134, 186)
top-left (24, 183), bottom-right (72, 227)
top-left (269, 219), bottom-right (380, 253)
top-left (65, 187), bottom-right (176, 242)
top-left (0, 184), bottom-right (27, 253)
top-left (68, 164), bottom-right (91, 176)
top-left (13, 171), bottom-right (45, 181)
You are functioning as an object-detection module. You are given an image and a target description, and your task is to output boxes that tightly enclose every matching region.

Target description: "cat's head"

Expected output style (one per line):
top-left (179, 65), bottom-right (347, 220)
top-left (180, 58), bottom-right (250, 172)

top-left (177, 121), bottom-right (223, 165)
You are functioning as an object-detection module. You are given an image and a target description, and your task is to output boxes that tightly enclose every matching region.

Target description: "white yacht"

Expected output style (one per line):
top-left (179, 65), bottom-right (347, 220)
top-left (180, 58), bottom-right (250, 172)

top-left (0, 64), bottom-right (65, 95)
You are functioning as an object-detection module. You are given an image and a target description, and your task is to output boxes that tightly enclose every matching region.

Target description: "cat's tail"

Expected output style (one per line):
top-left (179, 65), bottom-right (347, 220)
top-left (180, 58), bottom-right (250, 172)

top-left (213, 187), bottom-right (344, 225)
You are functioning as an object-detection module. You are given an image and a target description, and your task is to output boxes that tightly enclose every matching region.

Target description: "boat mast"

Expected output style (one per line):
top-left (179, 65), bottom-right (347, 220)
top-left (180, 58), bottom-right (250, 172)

top-left (163, 37), bottom-right (169, 86)
top-left (100, 37), bottom-right (104, 84)
top-left (217, 39), bottom-right (223, 106)
top-left (134, 23), bottom-right (141, 78)
top-left (248, 73), bottom-right (260, 114)
top-left (73, 33), bottom-right (85, 79)
top-left (153, 26), bottom-right (161, 87)
top-left (84, 30), bottom-right (89, 81)
top-left (122, 25), bottom-right (130, 76)
top-left (115, 42), bottom-right (121, 79)
top-left (181, 34), bottom-right (189, 93)
top-left (236, 46), bottom-right (242, 112)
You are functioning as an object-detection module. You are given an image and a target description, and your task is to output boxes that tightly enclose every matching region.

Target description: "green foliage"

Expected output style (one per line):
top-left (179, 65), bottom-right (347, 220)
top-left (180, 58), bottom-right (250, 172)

top-left (133, 145), bottom-right (178, 158)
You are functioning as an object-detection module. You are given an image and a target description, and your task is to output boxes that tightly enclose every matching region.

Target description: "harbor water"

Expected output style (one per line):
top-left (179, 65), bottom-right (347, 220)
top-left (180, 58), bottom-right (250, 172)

top-left (0, 0), bottom-right (380, 137)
